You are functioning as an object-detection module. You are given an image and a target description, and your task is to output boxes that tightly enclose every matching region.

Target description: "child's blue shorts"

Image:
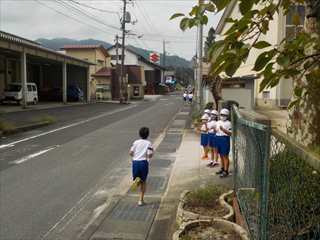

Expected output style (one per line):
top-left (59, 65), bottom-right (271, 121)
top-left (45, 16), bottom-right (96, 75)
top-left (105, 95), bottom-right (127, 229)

top-left (208, 133), bottom-right (217, 148)
top-left (132, 160), bottom-right (149, 182)
top-left (200, 133), bottom-right (209, 146)
top-left (216, 136), bottom-right (230, 156)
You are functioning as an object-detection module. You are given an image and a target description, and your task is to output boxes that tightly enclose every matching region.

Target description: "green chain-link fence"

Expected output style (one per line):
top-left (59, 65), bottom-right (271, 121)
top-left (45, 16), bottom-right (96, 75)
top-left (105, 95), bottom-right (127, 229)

top-left (232, 106), bottom-right (320, 240)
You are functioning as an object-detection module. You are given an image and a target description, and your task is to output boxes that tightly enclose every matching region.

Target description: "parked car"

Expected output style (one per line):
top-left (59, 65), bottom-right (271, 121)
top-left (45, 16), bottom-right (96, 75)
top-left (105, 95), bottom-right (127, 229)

top-left (1, 82), bottom-right (38, 105)
top-left (67, 85), bottom-right (84, 102)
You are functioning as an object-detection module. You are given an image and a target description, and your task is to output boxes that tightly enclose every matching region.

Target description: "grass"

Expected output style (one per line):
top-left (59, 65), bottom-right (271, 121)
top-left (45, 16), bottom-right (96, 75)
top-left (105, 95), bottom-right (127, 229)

top-left (0, 120), bottom-right (16, 133)
top-left (185, 185), bottom-right (229, 208)
top-left (33, 115), bottom-right (56, 124)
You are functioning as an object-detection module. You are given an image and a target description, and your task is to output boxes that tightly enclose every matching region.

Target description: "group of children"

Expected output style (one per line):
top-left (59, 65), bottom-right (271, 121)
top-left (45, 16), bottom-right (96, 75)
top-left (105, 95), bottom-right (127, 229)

top-left (128, 107), bottom-right (232, 207)
top-left (183, 90), bottom-right (193, 104)
top-left (200, 108), bottom-right (232, 178)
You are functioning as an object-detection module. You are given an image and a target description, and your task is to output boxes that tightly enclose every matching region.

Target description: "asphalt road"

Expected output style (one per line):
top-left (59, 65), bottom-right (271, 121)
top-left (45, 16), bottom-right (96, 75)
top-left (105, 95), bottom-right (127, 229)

top-left (0, 95), bottom-right (182, 240)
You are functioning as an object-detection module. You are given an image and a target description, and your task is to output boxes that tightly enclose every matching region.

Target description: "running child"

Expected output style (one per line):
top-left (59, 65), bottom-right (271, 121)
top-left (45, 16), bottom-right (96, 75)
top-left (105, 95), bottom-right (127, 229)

top-left (183, 91), bottom-right (188, 103)
top-left (215, 109), bottom-right (232, 178)
top-left (129, 127), bottom-right (154, 206)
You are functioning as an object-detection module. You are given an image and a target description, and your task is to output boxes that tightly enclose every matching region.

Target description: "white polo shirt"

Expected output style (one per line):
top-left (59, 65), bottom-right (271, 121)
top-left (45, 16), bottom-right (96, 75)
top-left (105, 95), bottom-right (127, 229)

top-left (216, 120), bottom-right (232, 136)
top-left (130, 139), bottom-right (153, 161)
top-left (207, 120), bottom-right (217, 133)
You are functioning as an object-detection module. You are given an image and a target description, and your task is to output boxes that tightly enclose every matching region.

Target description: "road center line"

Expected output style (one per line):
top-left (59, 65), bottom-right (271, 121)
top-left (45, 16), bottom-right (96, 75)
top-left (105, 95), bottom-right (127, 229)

top-left (0, 104), bottom-right (137, 150)
top-left (10, 145), bottom-right (59, 165)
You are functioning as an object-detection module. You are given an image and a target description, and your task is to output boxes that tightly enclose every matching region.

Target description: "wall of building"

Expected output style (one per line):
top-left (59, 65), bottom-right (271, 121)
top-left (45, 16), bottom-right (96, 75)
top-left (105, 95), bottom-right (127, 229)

top-left (217, 3), bottom-right (290, 108)
top-left (108, 48), bottom-right (139, 66)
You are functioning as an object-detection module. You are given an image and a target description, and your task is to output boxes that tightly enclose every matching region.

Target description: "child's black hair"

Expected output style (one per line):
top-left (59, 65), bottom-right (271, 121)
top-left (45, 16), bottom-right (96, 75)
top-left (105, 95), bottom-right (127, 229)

top-left (139, 127), bottom-right (149, 139)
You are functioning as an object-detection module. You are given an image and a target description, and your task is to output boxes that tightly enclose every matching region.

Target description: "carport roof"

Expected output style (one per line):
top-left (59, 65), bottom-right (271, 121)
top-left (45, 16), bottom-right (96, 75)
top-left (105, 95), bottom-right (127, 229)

top-left (0, 31), bottom-right (95, 67)
top-left (92, 67), bottom-right (112, 77)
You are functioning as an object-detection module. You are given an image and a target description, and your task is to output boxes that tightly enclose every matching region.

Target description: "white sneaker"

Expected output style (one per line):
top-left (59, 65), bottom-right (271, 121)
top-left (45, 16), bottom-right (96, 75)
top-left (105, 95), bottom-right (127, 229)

top-left (138, 200), bottom-right (145, 206)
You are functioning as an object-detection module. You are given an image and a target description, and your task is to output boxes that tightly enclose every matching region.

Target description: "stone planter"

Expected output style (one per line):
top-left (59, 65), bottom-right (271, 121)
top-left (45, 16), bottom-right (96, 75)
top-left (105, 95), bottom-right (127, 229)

top-left (173, 219), bottom-right (249, 240)
top-left (176, 190), bottom-right (235, 226)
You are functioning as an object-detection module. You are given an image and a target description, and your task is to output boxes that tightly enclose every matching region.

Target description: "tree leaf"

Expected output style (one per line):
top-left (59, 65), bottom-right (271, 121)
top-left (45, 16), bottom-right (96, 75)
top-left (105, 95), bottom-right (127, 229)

top-left (225, 60), bottom-right (241, 77)
top-left (288, 99), bottom-right (299, 109)
top-left (200, 15), bottom-right (209, 25)
top-left (180, 18), bottom-right (190, 31)
top-left (277, 55), bottom-right (290, 66)
top-left (170, 13), bottom-right (185, 20)
top-left (239, 0), bottom-right (254, 15)
top-left (253, 41), bottom-right (271, 49)
top-left (211, 0), bottom-right (232, 11)
top-left (254, 50), bottom-right (276, 71)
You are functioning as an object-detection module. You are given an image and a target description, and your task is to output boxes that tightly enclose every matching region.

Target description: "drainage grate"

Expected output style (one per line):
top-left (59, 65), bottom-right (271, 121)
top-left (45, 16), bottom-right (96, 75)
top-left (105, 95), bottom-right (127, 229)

top-left (150, 159), bottom-right (171, 168)
top-left (109, 199), bottom-right (159, 222)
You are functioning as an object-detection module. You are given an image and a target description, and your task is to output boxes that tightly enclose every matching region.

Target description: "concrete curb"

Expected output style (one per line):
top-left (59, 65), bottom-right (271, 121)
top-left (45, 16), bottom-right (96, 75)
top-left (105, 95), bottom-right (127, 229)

top-left (0, 120), bottom-right (53, 137)
top-left (176, 190), bottom-right (235, 226)
top-left (172, 219), bottom-right (249, 240)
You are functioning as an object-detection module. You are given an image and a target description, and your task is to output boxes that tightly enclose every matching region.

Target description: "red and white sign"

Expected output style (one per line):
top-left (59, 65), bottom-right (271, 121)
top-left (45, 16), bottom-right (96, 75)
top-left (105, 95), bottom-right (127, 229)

top-left (149, 52), bottom-right (160, 64)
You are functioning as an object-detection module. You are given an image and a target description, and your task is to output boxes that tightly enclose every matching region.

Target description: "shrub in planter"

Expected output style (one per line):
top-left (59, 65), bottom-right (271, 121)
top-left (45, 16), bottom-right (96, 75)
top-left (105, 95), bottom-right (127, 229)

top-left (173, 219), bottom-right (249, 240)
top-left (177, 185), bottom-right (232, 225)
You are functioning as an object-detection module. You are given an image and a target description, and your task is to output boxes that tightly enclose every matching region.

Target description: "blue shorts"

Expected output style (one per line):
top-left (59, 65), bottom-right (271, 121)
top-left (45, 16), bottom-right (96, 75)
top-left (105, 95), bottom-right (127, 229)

top-left (215, 136), bottom-right (230, 156)
top-left (132, 160), bottom-right (149, 182)
top-left (208, 133), bottom-right (217, 148)
top-left (200, 133), bottom-right (209, 147)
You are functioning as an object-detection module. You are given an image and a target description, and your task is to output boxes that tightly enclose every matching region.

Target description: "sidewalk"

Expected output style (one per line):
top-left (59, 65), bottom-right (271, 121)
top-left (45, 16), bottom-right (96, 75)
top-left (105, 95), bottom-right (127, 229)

top-left (83, 109), bottom-right (233, 240)
top-left (147, 130), bottom-right (233, 240)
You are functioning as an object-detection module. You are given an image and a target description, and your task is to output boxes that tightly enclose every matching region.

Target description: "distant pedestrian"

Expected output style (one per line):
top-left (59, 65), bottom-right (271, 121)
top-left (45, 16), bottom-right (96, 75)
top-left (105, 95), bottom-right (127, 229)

top-left (200, 114), bottom-right (210, 160)
top-left (183, 91), bottom-right (188, 103)
top-left (215, 109), bottom-right (232, 178)
top-left (207, 110), bottom-right (219, 168)
top-left (129, 127), bottom-right (154, 206)
top-left (188, 92), bottom-right (193, 104)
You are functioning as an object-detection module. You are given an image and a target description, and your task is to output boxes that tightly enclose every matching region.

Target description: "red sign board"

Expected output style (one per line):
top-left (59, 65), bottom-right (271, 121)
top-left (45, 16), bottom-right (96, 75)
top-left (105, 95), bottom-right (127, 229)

top-left (149, 52), bottom-right (160, 64)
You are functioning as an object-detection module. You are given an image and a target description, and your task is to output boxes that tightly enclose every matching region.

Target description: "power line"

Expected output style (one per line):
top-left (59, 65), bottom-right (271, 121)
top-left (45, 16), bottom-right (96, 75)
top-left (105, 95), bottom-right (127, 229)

top-left (54, 0), bottom-right (121, 31)
top-left (68, 0), bottom-right (120, 15)
top-left (33, 0), bottom-right (117, 35)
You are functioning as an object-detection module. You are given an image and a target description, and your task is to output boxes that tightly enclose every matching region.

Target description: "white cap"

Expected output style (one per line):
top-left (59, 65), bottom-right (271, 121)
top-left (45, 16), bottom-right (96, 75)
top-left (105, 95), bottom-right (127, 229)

top-left (204, 109), bottom-right (211, 114)
top-left (211, 110), bottom-right (219, 115)
top-left (201, 114), bottom-right (209, 120)
top-left (220, 108), bottom-right (230, 116)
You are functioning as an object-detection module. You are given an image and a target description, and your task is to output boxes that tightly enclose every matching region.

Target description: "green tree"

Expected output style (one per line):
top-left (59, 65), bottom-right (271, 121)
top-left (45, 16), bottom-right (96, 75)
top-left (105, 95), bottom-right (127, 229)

top-left (204, 27), bottom-right (216, 60)
top-left (171, 0), bottom-right (320, 148)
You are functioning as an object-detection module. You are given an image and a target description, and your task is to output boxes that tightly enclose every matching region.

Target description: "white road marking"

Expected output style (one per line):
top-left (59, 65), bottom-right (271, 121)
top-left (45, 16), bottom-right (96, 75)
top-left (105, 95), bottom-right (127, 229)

top-left (0, 105), bottom-right (136, 150)
top-left (10, 145), bottom-right (59, 165)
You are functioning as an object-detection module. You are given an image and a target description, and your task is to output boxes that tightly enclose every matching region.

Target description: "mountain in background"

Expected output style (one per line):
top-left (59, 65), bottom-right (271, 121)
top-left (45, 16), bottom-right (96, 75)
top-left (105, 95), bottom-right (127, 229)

top-left (36, 38), bottom-right (193, 86)
top-left (36, 38), bottom-right (191, 68)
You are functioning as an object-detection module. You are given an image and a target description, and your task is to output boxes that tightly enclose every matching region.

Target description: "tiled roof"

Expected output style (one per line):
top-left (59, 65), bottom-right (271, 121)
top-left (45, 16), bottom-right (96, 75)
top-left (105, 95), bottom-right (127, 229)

top-left (92, 67), bottom-right (112, 77)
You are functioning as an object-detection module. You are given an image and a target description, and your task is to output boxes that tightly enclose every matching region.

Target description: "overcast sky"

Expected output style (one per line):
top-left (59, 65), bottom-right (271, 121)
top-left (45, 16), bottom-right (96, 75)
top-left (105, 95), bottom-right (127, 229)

top-left (0, 0), bottom-right (221, 60)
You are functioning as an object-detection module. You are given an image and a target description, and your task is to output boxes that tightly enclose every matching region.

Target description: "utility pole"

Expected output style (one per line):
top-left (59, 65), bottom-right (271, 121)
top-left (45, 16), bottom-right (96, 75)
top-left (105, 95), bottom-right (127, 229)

top-left (162, 40), bottom-right (166, 67)
top-left (197, 0), bottom-right (204, 107)
top-left (115, 35), bottom-right (119, 65)
top-left (120, 0), bottom-right (128, 103)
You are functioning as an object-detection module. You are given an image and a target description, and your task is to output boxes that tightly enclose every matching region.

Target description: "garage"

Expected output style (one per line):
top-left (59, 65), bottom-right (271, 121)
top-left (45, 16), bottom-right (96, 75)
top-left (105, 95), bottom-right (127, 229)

top-left (0, 31), bottom-right (92, 107)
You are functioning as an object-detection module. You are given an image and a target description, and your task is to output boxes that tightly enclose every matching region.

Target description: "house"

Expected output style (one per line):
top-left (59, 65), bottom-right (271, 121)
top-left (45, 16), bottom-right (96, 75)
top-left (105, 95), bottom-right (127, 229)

top-left (107, 45), bottom-right (165, 95)
top-left (62, 45), bottom-right (112, 100)
top-left (207, 1), bottom-right (305, 109)
top-left (0, 31), bottom-right (92, 105)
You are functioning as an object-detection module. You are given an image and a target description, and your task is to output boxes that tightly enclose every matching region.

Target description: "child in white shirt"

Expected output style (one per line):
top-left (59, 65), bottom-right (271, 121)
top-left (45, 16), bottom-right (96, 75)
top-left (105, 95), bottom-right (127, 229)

top-left (215, 109), bottom-right (232, 178)
top-left (129, 127), bottom-right (153, 206)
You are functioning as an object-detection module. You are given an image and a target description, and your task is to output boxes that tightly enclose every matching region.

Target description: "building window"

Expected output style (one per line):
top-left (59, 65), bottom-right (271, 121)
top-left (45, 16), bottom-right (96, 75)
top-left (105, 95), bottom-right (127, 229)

top-left (263, 91), bottom-right (270, 99)
top-left (286, 5), bottom-right (305, 39)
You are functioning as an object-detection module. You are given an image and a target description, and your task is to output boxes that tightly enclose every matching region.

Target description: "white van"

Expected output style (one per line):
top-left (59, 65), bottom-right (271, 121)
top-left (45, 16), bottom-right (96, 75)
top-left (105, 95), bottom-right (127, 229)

top-left (1, 82), bottom-right (38, 105)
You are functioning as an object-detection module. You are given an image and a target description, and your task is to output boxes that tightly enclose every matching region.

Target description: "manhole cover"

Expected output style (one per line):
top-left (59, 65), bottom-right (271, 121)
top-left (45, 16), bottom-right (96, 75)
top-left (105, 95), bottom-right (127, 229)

top-left (109, 200), bottom-right (158, 222)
